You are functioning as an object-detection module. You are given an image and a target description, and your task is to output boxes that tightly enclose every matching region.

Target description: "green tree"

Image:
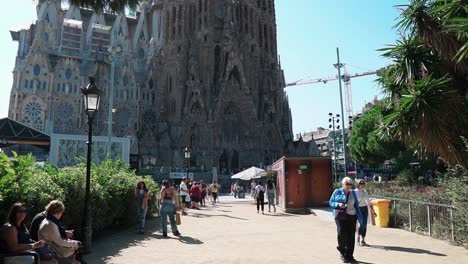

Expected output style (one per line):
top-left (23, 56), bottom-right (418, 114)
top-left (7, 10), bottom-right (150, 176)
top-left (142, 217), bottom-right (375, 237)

top-left (349, 105), bottom-right (404, 167)
top-left (377, 0), bottom-right (468, 168)
top-left (64, 0), bottom-right (139, 13)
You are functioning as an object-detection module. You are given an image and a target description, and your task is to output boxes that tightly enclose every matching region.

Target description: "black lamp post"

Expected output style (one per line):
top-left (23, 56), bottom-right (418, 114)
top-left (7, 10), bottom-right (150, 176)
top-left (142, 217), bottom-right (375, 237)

top-left (184, 147), bottom-right (191, 179)
top-left (81, 77), bottom-right (101, 251)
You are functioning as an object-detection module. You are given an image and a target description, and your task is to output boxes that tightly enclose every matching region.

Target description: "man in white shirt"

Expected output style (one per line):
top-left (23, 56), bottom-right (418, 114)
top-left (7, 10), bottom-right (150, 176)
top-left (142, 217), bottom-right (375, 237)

top-left (179, 177), bottom-right (189, 215)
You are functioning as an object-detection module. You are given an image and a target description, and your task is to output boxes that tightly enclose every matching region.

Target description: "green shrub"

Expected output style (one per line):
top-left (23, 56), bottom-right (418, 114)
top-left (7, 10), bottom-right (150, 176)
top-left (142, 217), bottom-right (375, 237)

top-left (440, 166), bottom-right (468, 247)
top-left (0, 153), bottom-right (159, 240)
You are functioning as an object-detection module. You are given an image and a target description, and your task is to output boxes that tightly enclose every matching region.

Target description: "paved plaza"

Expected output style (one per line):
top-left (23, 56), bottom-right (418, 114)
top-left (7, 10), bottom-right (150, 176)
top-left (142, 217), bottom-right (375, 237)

top-left (87, 196), bottom-right (467, 264)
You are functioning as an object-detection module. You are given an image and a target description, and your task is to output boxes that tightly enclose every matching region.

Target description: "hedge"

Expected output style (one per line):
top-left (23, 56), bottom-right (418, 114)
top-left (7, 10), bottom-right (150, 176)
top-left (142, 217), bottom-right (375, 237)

top-left (0, 153), bottom-right (158, 240)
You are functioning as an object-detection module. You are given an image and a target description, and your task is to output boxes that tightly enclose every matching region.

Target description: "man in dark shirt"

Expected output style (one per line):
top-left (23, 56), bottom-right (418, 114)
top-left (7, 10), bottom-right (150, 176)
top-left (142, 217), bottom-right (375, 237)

top-left (30, 211), bottom-right (47, 241)
top-left (30, 210), bottom-right (74, 241)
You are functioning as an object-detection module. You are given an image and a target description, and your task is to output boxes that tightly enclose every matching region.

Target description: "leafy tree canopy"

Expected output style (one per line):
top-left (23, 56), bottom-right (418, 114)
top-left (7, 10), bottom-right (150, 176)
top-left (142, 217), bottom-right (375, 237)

top-left (377, 0), bottom-right (468, 168)
top-left (65, 0), bottom-right (140, 13)
top-left (349, 104), bottom-right (404, 167)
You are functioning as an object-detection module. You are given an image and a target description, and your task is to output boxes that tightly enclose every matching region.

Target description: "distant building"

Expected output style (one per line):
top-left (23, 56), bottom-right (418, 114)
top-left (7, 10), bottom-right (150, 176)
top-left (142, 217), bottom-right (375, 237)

top-left (7, 0), bottom-right (316, 171)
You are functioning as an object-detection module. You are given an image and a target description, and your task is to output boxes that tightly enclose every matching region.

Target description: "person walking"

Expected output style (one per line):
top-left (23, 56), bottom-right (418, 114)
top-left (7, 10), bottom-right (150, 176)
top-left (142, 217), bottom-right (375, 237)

top-left (355, 179), bottom-right (374, 246)
top-left (210, 181), bottom-right (219, 205)
top-left (190, 182), bottom-right (201, 210)
top-left (159, 180), bottom-right (181, 237)
top-left (255, 181), bottom-right (266, 214)
top-left (266, 180), bottom-right (276, 213)
top-left (200, 180), bottom-right (207, 207)
top-left (179, 177), bottom-right (189, 215)
top-left (135, 181), bottom-right (151, 234)
top-left (329, 177), bottom-right (364, 263)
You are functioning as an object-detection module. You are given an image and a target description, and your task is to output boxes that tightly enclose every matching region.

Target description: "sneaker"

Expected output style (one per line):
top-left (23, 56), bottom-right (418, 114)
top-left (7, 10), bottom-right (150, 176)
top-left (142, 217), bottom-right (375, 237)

top-left (162, 232), bottom-right (168, 237)
top-left (173, 231), bottom-right (181, 236)
top-left (361, 241), bottom-right (370, 247)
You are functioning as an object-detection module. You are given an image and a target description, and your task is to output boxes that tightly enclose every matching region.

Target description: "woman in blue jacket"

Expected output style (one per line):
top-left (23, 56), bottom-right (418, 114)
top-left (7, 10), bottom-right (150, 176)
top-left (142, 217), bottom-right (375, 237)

top-left (329, 177), bottom-right (364, 263)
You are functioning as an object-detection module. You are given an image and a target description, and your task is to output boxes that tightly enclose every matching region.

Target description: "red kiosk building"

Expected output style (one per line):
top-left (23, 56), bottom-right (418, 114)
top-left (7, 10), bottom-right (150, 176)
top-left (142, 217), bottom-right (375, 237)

top-left (272, 156), bottom-right (333, 213)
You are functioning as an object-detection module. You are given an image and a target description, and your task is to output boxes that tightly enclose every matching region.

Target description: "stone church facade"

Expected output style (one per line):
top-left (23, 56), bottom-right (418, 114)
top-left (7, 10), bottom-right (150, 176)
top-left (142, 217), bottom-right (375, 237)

top-left (8, 0), bottom-right (318, 171)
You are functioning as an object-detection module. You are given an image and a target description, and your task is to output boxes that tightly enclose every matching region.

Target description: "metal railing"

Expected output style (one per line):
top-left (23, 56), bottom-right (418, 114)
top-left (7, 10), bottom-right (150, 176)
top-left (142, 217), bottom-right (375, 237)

top-left (371, 196), bottom-right (456, 243)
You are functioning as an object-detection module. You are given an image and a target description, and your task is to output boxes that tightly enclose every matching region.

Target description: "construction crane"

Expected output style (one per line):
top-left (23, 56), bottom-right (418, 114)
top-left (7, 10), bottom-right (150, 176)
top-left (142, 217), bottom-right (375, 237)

top-left (285, 64), bottom-right (384, 119)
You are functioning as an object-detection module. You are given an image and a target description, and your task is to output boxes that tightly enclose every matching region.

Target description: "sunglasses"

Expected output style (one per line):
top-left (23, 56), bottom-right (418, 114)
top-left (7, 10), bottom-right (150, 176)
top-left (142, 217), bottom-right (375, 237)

top-left (359, 182), bottom-right (366, 185)
top-left (345, 183), bottom-right (353, 186)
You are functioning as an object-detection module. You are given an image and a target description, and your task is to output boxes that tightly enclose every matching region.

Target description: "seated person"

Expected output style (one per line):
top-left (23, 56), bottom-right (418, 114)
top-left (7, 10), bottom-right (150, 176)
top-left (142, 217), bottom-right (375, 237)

top-left (38, 201), bottom-right (81, 264)
top-left (31, 210), bottom-right (73, 243)
top-left (0, 202), bottom-right (57, 264)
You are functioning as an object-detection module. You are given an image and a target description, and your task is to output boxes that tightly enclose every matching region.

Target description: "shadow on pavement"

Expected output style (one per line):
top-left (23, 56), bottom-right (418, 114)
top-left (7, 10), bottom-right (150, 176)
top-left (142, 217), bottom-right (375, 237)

top-left (264, 213), bottom-right (299, 217)
top-left (85, 218), bottom-right (161, 263)
top-left (178, 235), bottom-right (204, 245)
top-left (371, 245), bottom-right (447, 256)
top-left (188, 213), bottom-right (248, 221)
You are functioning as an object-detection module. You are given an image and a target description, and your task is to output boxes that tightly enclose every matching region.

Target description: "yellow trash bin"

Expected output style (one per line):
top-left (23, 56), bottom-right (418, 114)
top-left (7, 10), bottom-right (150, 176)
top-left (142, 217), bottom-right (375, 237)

top-left (371, 199), bottom-right (391, 227)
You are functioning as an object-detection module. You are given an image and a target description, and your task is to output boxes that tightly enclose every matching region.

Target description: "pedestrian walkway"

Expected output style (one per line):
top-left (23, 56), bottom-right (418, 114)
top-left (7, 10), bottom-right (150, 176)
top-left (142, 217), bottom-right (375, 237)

top-left (86, 196), bottom-right (467, 264)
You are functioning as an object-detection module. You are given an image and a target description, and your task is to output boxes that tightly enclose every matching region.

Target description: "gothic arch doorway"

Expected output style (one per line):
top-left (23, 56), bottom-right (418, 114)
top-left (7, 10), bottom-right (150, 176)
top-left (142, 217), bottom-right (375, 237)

top-left (230, 150), bottom-right (239, 171)
top-left (219, 150), bottom-right (228, 174)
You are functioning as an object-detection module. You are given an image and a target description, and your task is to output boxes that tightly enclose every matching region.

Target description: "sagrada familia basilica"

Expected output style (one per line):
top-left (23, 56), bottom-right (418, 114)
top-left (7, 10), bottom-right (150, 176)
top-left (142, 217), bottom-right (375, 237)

top-left (8, 0), bottom-right (318, 170)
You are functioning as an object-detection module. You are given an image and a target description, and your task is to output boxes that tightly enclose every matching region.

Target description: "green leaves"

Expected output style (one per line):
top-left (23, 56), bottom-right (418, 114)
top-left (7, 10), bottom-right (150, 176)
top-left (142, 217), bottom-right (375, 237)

top-left (349, 105), bottom-right (404, 167)
top-left (67, 0), bottom-right (140, 13)
top-left (377, 0), bottom-right (468, 168)
top-left (0, 154), bottom-right (159, 238)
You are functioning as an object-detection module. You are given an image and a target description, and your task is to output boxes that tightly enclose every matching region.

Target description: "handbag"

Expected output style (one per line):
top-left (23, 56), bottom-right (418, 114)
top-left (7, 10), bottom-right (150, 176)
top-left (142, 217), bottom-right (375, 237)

top-left (185, 195), bottom-right (191, 202)
top-left (334, 192), bottom-right (350, 221)
top-left (175, 212), bottom-right (181, 225)
top-left (35, 245), bottom-right (57, 261)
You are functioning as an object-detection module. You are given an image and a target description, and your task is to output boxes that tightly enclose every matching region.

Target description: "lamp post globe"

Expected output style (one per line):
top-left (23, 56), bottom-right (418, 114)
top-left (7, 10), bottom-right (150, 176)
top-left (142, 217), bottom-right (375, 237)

top-left (81, 76), bottom-right (101, 252)
top-left (81, 77), bottom-right (101, 113)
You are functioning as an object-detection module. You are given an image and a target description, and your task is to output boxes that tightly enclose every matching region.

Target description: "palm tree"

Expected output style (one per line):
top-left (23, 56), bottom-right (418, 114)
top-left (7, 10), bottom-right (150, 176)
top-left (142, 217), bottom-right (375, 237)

top-left (377, 0), bottom-right (468, 168)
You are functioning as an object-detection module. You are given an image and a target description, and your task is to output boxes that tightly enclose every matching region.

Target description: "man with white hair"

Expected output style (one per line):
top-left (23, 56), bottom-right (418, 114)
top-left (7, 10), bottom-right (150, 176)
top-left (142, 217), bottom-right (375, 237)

top-left (329, 177), bottom-right (364, 263)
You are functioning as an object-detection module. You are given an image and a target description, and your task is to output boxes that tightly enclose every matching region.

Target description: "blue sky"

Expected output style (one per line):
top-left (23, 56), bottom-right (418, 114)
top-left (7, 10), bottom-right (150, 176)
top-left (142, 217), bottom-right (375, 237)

top-left (0, 0), bottom-right (405, 136)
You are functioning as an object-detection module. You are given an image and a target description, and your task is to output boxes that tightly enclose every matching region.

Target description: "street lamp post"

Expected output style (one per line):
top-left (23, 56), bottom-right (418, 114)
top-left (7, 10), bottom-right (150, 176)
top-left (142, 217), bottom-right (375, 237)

top-left (184, 147), bottom-right (191, 179)
top-left (334, 47), bottom-right (349, 177)
top-left (106, 44), bottom-right (121, 157)
top-left (81, 77), bottom-right (101, 251)
top-left (329, 113), bottom-right (341, 183)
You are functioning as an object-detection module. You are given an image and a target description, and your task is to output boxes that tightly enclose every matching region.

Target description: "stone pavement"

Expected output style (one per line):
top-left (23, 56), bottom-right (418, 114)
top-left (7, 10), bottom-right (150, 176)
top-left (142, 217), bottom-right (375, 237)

top-left (86, 196), bottom-right (467, 264)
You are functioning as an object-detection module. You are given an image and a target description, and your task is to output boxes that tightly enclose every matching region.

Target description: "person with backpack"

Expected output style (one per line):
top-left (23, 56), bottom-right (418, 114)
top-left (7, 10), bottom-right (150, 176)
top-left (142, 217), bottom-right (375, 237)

top-left (255, 181), bottom-right (266, 214)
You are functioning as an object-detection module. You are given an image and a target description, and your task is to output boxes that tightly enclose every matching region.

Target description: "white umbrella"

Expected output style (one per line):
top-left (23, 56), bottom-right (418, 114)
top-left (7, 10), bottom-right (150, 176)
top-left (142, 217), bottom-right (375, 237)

top-left (231, 166), bottom-right (265, 180)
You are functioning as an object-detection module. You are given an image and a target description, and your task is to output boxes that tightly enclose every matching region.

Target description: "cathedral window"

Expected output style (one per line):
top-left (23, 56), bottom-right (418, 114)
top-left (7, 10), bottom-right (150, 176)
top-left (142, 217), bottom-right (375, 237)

top-left (65, 68), bottom-right (72, 79)
top-left (30, 80), bottom-right (34, 89)
top-left (33, 64), bottom-right (41, 76)
top-left (43, 81), bottom-right (47, 90)
top-left (24, 79), bottom-right (28, 89)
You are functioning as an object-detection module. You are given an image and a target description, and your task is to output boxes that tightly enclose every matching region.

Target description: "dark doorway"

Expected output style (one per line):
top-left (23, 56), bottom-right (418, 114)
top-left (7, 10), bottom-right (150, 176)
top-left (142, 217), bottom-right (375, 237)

top-left (219, 150), bottom-right (228, 174)
top-left (230, 150), bottom-right (239, 171)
